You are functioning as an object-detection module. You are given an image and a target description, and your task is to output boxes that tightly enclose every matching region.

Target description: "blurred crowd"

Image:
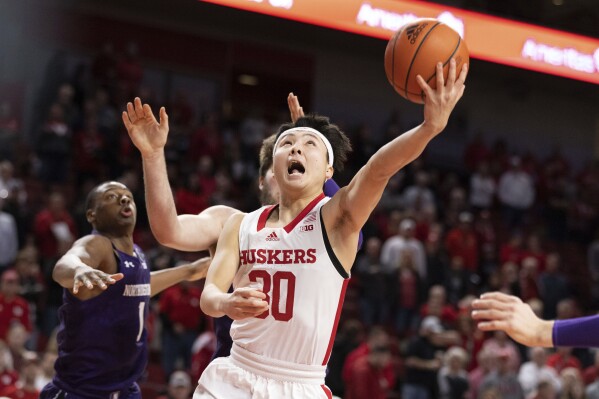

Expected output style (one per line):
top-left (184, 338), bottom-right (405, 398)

top-left (2, 43), bottom-right (599, 398)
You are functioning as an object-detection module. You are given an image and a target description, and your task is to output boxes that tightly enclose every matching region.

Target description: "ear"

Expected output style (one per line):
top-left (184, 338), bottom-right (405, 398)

top-left (86, 209), bottom-right (95, 224)
top-left (258, 176), bottom-right (265, 192)
top-left (325, 165), bottom-right (334, 181)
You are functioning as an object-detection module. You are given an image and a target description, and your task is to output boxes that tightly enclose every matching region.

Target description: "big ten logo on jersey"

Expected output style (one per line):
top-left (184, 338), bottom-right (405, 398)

top-left (300, 211), bottom-right (317, 232)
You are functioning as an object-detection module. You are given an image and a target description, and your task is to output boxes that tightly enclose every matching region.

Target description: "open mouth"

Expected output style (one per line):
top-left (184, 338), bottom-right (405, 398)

top-left (121, 207), bottom-right (133, 217)
top-left (287, 160), bottom-right (305, 176)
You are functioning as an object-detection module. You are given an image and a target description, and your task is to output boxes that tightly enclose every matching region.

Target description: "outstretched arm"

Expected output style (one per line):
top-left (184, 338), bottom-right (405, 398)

top-left (200, 213), bottom-right (269, 319)
top-left (123, 98), bottom-right (238, 251)
top-left (324, 60), bottom-right (468, 270)
top-left (150, 257), bottom-right (211, 297)
top-left (53, 235), bottom-right (124, 296)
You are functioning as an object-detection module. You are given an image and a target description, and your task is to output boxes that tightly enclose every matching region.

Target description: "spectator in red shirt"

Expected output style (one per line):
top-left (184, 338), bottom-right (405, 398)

top-left (500, 231), bottom-right (525, 265)
top-left (420, 285), bottom-right (458, 328)
top-left (33, 191), bottom-right (77, 340)
top-left (520, 233), bottom-right (547, 273)
top-left (175, 174), bottom-right (208, 215)
top-left (344, 343), bottom-right (392, 399)
top-left (445, 212), bottom-right (479, 272)
top-left (463, 132), bottom-right (489, 173)
top-left (519, 257), bottom-right (540, 302)
top-left (456, 309), bottom-right (485, 372)
top-left (33, 192), bottom-right (77, 262)
top-left (582, 350), bottom-right (599, 385)
top-left (0, 340), bottom-right (18, 393)
top-left (72, 115), bottom-right (106, 183)
top-left (395, 250), bottom-right (422, 337)
top-left (159, 276), bottom-right (204, 378)
top-left (0, 269), bottom-right (31, 340)
top-left (547, 347), bottom-right (582, 375)
top-left (342, 326), bottom-right (396, 393)
top-left (0, 351), bottom-right (40, 399)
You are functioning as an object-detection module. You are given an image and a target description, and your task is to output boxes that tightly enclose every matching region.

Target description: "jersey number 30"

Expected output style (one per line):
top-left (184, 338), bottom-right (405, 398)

top-left (248, 270), bottom-right (296, 321)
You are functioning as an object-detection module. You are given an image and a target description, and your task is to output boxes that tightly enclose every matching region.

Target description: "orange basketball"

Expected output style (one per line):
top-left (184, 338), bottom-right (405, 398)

top-left (384, 18), bottom-right (469, 104)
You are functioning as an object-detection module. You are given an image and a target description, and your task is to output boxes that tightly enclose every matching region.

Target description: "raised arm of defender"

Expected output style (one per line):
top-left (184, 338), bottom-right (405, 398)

top-left (122, 98), bottom-right (238, 251)
top-left (322, 59), bottom-right (467, 272)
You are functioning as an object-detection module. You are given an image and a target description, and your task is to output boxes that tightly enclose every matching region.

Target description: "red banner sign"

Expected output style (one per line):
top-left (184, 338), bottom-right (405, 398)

top-left (201, 0), bottom-right (599, 85)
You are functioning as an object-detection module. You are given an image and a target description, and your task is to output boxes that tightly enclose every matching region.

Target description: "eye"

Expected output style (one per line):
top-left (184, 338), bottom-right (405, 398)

top-left (306, 140), bottom-right (316, 146)
top-left (107, 193), bottom-right (117, 199)
top-left (282, 140), bottom-right (292, 146)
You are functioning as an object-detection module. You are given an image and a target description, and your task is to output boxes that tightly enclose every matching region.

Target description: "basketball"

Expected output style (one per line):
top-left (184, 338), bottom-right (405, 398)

top-left (384, 18), bottom-right (469, 104)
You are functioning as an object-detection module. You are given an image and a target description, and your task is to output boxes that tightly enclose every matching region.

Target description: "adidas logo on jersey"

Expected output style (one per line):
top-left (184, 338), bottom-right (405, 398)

top-left (304, 212), bottom-right (317, 224)
top-left (266, 231), bottom-right (280, 241)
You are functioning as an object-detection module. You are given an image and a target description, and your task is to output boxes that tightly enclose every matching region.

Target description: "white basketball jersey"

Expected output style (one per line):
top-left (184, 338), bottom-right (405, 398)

top-left (231, 193), bottom-right (349, 367)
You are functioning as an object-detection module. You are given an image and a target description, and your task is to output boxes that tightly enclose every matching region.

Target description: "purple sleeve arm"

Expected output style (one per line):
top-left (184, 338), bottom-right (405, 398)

top-left (323, 179), bottom-right (364, 250)
top-left (553, 314), bottom-right (599, 347)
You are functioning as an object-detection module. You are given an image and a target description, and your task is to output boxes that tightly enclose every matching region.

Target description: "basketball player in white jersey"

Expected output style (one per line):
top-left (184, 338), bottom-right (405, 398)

top-left (193, 60), bottom-right (468, 398)
top-left (124, 60), bottom-right (467, 397)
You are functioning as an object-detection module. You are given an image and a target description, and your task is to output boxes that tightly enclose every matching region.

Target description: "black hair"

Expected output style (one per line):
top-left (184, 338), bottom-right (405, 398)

top-left (85, 185), bottom-right (102, 212)
top-left (275, 114), bottom-right (352, 172)
top-left (85, 181), bottom-right (128, 211)
top-left (258, 134), bottom-right (277, 178)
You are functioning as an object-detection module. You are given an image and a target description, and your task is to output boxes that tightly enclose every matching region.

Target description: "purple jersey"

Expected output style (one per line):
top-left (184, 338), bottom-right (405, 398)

top-left (554, 314), bottom-right (599, 347)
top-left (53, 244), bottom-right (150, 398)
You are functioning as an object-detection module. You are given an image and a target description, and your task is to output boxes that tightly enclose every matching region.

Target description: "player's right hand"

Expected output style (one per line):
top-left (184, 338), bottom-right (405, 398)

top-left (223, 287), bottom-right (270, 320)
top-left (417, 58), bottom-right (467, 134)
top-left (122, 97), bottom-right (169, 159)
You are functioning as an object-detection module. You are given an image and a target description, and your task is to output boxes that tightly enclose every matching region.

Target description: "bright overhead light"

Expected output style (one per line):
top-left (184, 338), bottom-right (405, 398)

top-left (238, 74), bottom-right (259, 86)
top-left (552, 0), bottom-right (564, 5)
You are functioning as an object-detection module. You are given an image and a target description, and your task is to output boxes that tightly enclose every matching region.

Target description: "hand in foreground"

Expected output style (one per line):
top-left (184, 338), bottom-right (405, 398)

top-left (186, 257), bottom-right (212, 281)
top-left (417, 58), bottom-right (468, 134)
top-left (122, 97), bottom-right (169, 159)
top-left (73, 265), bottom-right (124, 294)
top-left (222, 287), bottom-right (269, 320)
top-left (471, 291), bottom-right (553, 347)
top-left (288, 92), bottom-right (304, 123)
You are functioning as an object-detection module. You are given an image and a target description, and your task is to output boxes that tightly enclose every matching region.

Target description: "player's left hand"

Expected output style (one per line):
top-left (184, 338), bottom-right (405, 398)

top-left (417, 58), bottom-right (468, 134)
top-left (186, 257), bottom-right (212, 281)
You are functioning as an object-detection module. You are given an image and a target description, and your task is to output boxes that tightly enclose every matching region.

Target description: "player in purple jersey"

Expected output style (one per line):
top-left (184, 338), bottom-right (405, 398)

top-left (472, 291), bottom-right (599, 348)
top-left (123, 93), bottom-right (362, 360)
top-left (39, 181), bottom-right (210, 399)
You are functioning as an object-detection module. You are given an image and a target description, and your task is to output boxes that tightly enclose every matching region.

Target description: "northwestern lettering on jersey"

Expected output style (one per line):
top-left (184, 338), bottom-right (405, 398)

top-left (239, 248), bottom-right (317, 266)
top-left (123, 284), bottom-right (151, 297)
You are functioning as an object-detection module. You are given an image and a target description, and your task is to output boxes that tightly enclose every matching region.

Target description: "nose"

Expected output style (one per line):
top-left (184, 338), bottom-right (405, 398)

top-left (291, 144), bottom-right (302, 155)
top-left (120, 195), bottom-right (131, 205)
